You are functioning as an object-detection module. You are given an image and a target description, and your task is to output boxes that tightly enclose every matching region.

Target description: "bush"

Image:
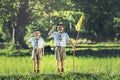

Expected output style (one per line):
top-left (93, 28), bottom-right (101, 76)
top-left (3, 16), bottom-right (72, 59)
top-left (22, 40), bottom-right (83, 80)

top-left (0, 48), bottom-right (31, 56)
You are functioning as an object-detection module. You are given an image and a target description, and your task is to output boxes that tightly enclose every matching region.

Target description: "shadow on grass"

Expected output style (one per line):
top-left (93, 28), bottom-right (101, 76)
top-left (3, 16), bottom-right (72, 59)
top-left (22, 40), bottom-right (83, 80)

top-left (68, 49), bottom-right (120, 58)
top-left (0, 46), bottom-right (120, 58)
top-left (0, 72), bottom-right (119, 80)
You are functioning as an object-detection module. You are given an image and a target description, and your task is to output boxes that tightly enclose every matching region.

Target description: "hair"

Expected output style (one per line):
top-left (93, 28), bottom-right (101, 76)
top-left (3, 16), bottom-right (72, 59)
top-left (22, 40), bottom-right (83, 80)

top-left (57, 24), bottom-right (64, 27)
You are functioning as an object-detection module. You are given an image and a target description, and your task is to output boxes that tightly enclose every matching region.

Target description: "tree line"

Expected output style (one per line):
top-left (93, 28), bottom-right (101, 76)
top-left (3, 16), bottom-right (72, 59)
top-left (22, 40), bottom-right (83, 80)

top-left (0, 0), bottom-right (120, 48)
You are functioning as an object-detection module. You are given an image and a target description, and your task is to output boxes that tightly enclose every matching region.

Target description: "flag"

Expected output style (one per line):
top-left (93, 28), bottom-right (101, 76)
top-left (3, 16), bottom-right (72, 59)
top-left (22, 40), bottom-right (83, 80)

top-left (75, 14), bottom-right (84, 31)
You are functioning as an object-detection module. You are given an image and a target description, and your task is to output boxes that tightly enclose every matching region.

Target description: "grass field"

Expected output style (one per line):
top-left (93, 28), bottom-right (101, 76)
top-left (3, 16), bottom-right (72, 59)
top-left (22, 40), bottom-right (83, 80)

top-left (0, 55), bottom-right (120, 80)
top-left (0, 43), bottom-right (120, 79)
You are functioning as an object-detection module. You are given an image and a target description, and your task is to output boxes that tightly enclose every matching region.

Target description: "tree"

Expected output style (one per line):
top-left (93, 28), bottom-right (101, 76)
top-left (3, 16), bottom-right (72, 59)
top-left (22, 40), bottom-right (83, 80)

top-left (0, 0), bottom-right (29, 48)
top-left (72, 0), bottom-right (120, 42)
top-left (1, 0), bottom-right (119, 48)
top-left (0, 0), bottom-right (78, 48)
top-left (15, 0), bottom-right (29, 48)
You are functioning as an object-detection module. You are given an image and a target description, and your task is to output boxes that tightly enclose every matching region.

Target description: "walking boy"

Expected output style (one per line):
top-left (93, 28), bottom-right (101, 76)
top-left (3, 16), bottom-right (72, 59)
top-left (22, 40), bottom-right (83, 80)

top-left (28, 28), bottom-right (45, 73)
top-left (48, 24), bottom-right (74, 73)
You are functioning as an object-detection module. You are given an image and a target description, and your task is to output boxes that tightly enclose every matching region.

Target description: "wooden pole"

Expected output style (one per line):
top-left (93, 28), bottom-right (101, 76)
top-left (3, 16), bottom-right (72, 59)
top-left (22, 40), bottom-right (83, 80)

top-left (73, 31), bottom-right (80, 72)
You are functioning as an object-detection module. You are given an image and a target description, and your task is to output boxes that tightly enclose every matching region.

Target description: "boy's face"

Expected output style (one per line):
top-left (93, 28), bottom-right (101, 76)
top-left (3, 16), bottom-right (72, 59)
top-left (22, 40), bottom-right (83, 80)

top-left (57, 25), bottom-right (64, 33)
top-left (34, 31), bottom-right (41, 37)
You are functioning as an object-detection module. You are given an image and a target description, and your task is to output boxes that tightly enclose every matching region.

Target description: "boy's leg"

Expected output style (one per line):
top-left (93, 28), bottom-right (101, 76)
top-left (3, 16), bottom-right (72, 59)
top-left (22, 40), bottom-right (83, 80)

top-left (32, 48), bottom-right (37, 73)
top-left (60, 47), bottom-right (66, 72)
top-left (56, 60), bottom-right (60, 73)
top-left (37, 48), bottom-right (42, 73)
top-left (61, 60), bottom-right (64, 72)
top-left (55, 47), bottom-right (61, 73)
top-left (34, 60), bottom-right (37, 73)
top-left (37, 60), bottom-right (40, 73)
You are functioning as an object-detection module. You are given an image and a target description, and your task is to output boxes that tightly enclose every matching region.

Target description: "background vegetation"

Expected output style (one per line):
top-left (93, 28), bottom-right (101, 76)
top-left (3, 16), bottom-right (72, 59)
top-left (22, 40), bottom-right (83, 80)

top-left (0, 0), bottom-right (120, 48)
top-left (0, 43), bottom-right (120, 79)
top-left (0, 0), bottom-right (120, 79)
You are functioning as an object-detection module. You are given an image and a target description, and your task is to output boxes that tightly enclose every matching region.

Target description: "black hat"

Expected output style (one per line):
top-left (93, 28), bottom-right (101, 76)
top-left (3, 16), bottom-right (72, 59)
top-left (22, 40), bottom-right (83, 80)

top-left (32, 27), bottom-right (40, 32)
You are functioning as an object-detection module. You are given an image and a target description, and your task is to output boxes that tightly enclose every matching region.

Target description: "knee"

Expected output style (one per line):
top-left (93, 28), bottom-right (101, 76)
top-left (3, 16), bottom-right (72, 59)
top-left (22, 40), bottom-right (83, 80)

top-left (37, 60), bottom-right (39, 63)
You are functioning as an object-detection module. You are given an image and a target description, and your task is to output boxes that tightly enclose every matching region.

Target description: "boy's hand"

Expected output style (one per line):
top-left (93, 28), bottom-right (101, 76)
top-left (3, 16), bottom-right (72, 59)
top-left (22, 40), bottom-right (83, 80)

top-left (52, 25), bottom-right (57, 30)
top-left (30, 33), bottom-right (35, 37)
top-left (73, 45), bottom-right (76, 51)
top-left (26, 33), bottom-right (35, 42)
top-left (48, 25), bottom-right (57, 36)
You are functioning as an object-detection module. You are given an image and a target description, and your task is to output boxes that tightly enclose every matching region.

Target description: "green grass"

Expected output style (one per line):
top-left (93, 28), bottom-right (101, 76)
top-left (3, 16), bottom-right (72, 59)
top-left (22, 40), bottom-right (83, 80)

top-left (0, 55), bottom-right (120, 79)
top-left (66, 43), bottom-right (120, 51)
top-left (0, 43), bottom-right (120, 79)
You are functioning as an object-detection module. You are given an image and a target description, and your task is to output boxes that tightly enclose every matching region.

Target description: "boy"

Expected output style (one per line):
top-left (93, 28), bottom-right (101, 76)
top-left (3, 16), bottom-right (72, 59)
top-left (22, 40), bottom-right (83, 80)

top-left (28, 28), bottom-right (45, 74)
top-left (48, 24), bottom-right (74, 73)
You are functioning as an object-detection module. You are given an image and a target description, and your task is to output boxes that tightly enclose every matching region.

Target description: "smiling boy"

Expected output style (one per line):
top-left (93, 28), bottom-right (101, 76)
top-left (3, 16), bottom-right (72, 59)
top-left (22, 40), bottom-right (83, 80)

top-left (28, 28), bottom-right (45, 74)
top-left (48, 24), bottom-right (74, 73)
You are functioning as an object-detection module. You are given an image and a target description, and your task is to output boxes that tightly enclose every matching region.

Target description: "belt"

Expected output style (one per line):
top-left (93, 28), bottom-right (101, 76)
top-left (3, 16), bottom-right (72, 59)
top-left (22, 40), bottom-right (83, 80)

top-left (33, 47), bottom-right (39, 49)
top-left (56, 46), bottom-right (65, 48)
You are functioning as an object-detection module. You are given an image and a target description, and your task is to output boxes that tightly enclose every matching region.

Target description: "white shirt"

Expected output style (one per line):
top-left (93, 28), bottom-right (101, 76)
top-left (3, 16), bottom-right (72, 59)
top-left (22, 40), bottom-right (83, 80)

top-left (51, 32), bottom-right (70, 47)
top-left (28, 37), bottom-right (45, 48)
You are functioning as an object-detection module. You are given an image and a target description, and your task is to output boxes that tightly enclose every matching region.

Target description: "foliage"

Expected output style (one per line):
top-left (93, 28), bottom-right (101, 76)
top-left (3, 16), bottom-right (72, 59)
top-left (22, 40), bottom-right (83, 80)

top-left (0, 73), bottom-right (119, 80)
top-left (1, 43), bottom-right (120, 57)
top-left (0, 48), bottom-right (30, 56)
top-left (0, 55), bottom-right (119, 79)
top-left (0, 0), bottom-right (120, 48)
top-left (0, 43), bottom-right (120, 79)
top-left (72, 0), bottom-right (120, 41)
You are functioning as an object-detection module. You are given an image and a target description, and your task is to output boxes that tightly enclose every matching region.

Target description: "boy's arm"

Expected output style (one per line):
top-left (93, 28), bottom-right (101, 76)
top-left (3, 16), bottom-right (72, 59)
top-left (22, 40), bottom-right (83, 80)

top-left (68, 40), bottom-right (75, 49)
top-left (26, 33), bottom-right (34, 42)
top-left (42, 48), bottom-right (44, 56)
top-left (48, 25), bottom-right (56, 36)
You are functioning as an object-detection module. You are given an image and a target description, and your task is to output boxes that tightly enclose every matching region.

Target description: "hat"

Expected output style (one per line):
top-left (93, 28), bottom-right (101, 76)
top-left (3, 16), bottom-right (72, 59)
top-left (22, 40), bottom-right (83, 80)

top-left (32, 27), bottom-right (40, 32)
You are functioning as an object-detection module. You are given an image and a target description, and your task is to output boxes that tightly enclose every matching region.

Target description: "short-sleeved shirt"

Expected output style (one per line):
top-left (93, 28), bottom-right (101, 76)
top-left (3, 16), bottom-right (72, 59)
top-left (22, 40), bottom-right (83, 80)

top-left (28, 37), bottom-right (45, 48)
top-left (50, 32), bottom-right (70, 47)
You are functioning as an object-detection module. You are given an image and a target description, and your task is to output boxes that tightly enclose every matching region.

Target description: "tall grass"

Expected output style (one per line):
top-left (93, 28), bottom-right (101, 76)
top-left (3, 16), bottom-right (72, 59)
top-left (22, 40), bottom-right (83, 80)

top-left (0, 43), bottom-right (120, 79)
top-left (0, 55), bottom-right (120, 75)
